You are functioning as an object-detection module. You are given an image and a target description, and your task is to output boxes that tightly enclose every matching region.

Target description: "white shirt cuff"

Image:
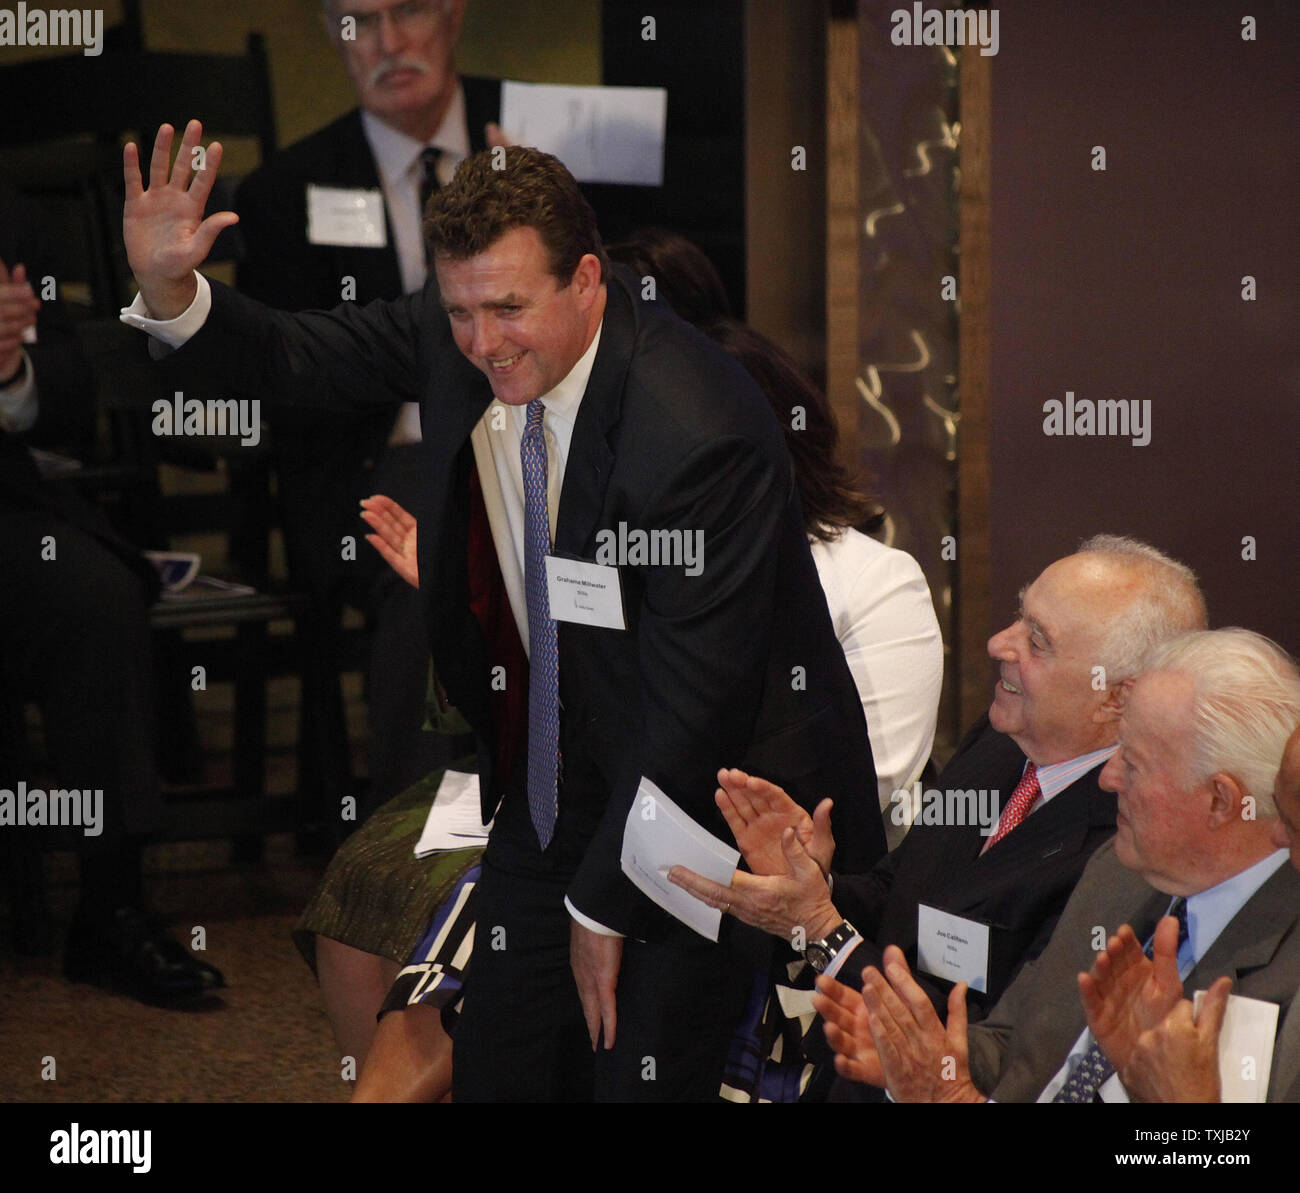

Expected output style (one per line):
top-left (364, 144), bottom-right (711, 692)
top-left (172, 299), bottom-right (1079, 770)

top-left (0, 350), bottom-right (38, 433)
top-left (564, 896), bottom-right (624, 937)
top-left (119, 272), bottom-right (212, 350)
top-left (820, 932), bottom-right (864, 982)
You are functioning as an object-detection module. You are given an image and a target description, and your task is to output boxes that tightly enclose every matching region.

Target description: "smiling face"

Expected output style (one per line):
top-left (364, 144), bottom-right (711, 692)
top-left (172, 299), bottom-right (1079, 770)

top-left (327, 0), bottom-right (465, 141)
top-left (987, 553), bottom-right (1133, 765)
top-left (435, 225), bottom-right (605, 406)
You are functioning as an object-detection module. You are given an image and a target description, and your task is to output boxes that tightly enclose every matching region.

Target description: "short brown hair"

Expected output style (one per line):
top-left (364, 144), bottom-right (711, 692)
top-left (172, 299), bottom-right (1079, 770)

top-left (424, 146), bottom-right (608, 284)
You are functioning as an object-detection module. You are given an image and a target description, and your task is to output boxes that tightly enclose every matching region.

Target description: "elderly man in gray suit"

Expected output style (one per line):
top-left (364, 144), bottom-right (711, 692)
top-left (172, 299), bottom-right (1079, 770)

top-left (816, 627), bottom-right (1300, 1103)
top-left (1112, 720), bottom-right (1300, 1103)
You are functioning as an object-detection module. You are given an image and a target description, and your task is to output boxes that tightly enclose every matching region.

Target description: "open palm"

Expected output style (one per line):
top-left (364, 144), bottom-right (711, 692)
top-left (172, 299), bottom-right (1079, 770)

top-left (122, 120), bottom-right (239, 317)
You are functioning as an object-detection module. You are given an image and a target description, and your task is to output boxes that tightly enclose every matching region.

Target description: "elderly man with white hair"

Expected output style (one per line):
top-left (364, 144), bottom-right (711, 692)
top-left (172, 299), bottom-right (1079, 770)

top-left (817, 627), bottom-right (1300, 1103)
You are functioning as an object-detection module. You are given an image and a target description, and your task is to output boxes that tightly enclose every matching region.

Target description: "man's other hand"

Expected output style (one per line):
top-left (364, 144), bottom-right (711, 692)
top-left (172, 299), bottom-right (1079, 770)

top-left (1123, 976), bottom-right (1230, 1103)
top-left (123, 120), bottom-right (238, 320)
top-left (361, 494), bottom-right (419, 588)
top-left (668, 826), bottom-right (840, 945)
top-left (570, 921), bottom-right (622, 1051)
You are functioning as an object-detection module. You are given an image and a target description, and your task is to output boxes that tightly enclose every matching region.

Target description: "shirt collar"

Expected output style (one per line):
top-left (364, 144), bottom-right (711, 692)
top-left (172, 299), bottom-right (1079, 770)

top-left (360, 82), bottom-right (470, 186)
top-left (1033, 744), bottom-right (1116, 802)
top-left (1181, 848), bottom-right (1291, 967)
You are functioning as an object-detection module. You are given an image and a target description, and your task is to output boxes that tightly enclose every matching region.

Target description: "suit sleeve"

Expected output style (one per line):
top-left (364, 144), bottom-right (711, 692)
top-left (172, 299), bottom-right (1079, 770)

top-left (565, 433), bottom-right (790, 937)
top-left (159, 277), bottom-right (442, 414)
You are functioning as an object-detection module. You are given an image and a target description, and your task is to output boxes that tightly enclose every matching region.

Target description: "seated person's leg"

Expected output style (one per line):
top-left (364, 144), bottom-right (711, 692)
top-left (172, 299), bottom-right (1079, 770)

top-left (0, 507), bottom-right (221, 1004)
top-left (316, 935), bottom-right (400, 1067)
top-left (352, 1004), bottom-right (453, 1103)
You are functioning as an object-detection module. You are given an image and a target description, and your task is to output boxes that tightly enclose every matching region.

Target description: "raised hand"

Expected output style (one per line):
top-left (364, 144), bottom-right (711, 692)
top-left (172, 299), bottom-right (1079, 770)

top-left (0, 258), bottom-right (40, 381)
top-left (1078, 916), bottom-right (1185, 1075)
top-left (360, 494), bottom-right (419, 588)
top-left (122, 120), bottom-right (238, 319)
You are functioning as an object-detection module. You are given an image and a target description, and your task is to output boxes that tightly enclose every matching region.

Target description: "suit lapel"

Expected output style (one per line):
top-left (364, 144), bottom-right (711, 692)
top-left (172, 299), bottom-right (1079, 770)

top-left (1190, 861), bottom-right (1300, 985)
top-left (552, 274), bottom-right (633, 559)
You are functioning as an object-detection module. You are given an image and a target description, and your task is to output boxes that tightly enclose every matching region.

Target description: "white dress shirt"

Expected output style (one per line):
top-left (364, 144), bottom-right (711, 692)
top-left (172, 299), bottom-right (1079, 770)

top-left (360, 86), bottom-right (471, 446)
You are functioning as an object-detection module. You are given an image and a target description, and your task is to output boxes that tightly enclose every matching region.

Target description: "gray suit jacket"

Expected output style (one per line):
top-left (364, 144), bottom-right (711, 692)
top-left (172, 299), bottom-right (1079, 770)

top-left (967, 840), bottom-right (1300, 1102)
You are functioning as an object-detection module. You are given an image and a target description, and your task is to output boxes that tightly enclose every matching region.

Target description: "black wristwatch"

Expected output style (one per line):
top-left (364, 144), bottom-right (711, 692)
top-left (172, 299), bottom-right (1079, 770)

top-left (803, 920), bottom-right (858, 973)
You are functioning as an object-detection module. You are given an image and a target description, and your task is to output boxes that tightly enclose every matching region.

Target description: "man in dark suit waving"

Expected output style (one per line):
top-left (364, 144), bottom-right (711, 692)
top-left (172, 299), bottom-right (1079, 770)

top-left (119, 124), bottom-right (886, 1099)
top-left (672, 537), bottom-right (1207, 1030)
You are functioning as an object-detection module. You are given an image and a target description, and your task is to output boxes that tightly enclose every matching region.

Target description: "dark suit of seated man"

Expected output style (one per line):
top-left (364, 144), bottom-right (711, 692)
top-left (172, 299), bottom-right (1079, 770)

top-left (817, 627), bottom-right (1300, 1103)
top-left (670, 537), bottom-right (1207, 1094)
top-left (0, 180), bottom-right (220, 1005)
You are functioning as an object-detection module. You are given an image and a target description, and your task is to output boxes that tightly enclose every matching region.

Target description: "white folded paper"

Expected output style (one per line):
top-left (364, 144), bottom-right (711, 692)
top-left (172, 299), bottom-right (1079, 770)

top-left (500, 81), bottom-right (668, 186)
top-left (620, 776), bottom-right (739, 941)
top-left (1192, 988), bottom-right (1279, 1103)
top-left (413, 769), bottom-right (493, 857)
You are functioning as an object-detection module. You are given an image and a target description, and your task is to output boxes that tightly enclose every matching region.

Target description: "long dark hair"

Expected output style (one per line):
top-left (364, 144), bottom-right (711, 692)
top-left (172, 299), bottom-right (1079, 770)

top-left (709, 319), bottom-right (877, 541)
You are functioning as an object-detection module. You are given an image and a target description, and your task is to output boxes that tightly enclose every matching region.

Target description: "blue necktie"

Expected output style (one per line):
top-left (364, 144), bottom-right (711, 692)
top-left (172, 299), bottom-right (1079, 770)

top-left (1052, 897), bottom-right (1190, 1102)
top-left (522, 400), bottom-right (559, 849)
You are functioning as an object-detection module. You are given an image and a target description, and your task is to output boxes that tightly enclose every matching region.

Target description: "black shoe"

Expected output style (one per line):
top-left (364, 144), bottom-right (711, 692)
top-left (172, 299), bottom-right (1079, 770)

top-left (64, 908), bottom-right (225, 1007)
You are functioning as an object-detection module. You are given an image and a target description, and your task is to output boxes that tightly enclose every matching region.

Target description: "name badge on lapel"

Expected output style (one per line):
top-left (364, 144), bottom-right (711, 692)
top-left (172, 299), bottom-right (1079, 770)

top-left (306, 184), bottom-right (387, 248)
top-left (545, 556), bottom-right (626, 630)
top-left (915, 903), bottom-right (991, 993)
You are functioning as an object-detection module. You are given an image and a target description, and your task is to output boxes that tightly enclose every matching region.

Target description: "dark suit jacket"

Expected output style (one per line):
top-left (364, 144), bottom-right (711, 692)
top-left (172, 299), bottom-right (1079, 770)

top-left (968, 840), bottom-right (1300, 1101)
top-left (164, 265), bottom-right (888, 937)
top-left (830, 716), bottom-right (1117, 1016)
top-left (232, 81), bottom-right (500, 606)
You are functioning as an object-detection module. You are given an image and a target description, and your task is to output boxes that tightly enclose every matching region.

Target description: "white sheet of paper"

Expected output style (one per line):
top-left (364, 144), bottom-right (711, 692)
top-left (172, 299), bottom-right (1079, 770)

top-left (915, 903), bottom-right (990, 993)
top-left (545, 556), bottom-right (626, 629)
top-left (620, 777), bottom-right (739, 941)
top-left (307, 184), bottom-right (387, 248)
top-left (413, 768), bottom-right (493, 858)
top-left (1193, 989), bottom-right (1279, 1103)
top-left (500, 81), bottom-right (668, 186)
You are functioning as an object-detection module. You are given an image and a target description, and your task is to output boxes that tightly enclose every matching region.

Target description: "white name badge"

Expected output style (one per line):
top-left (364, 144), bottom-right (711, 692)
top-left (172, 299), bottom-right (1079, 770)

top-left (306, 184), bottom-right (387, 248)
top-left (915, 903), bottom-right (990, 993)
top-left (545, 556), bottom-right (626, 630)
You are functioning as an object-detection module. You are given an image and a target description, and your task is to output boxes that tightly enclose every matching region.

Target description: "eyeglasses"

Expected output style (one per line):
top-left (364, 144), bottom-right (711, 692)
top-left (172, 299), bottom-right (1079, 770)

top-left (340, 0), bottom-right (445, 42)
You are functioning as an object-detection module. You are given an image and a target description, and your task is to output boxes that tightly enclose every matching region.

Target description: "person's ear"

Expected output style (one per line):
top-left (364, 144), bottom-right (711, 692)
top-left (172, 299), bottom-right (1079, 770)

top-left (571, 253), bottom-right (604, 310)
top-left (1094, 676), bottom-right (1133, 724)
top-left (1206, 772), bottom-right (1250, 829)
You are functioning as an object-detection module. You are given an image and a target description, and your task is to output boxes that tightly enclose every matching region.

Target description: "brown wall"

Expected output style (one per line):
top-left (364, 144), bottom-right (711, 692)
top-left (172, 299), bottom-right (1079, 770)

top-left (985, 0), bottom-right (1299, 686)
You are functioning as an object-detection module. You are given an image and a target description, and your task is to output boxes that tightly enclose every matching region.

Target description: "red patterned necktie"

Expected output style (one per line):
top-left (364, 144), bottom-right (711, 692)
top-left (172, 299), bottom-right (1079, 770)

top-left (982, 762), bottom-right (1041, 852)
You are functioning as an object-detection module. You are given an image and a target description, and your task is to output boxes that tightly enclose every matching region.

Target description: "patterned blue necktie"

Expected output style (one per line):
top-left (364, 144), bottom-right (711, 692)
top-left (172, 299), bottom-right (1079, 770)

top-left (1051, 896), bottom-right (1190, 1102)
top-left (522, 399), bottom-right (559, 849)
